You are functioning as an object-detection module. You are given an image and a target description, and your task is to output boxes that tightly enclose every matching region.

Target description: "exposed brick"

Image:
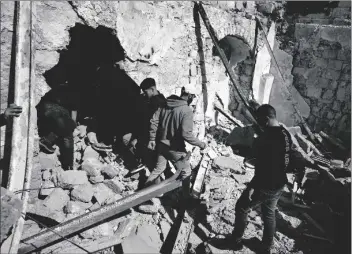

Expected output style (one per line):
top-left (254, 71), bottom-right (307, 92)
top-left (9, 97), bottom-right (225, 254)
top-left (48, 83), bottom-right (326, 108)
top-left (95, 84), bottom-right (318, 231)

top-left (340, 74), bottom-right (351, 81)
top-left (292, 67), bottom-right (306, 76)
top-left (336, 87), bottom-right (346, 101)
top-left (315, 58), bottom-right (329, 68)
top-left (328, 59), bottom-right (343, 71)
top-left (326, 111), bottom-right (335, 120)
top-left (316, 78), bottom-right (330, 88)
top-left (332, 101), bottom-right (341, 111)
top-left (307, 86), bottom-right (322, 99)
top-left (322, 49), bottom-right (337, 60)
top-left (337, 50), bottom-right (351, 61)
top-left (322, 89), bottom-right (335, 100)
top-left (324, 69), bottom-right (341, 80)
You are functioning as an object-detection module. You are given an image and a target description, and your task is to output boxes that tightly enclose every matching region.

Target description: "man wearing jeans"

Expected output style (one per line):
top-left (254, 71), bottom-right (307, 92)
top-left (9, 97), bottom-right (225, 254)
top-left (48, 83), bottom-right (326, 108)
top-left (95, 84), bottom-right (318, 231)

top-left (230, 104), bottom-right (293, 254)
top-left (145, 84), bottom-right (206, 198)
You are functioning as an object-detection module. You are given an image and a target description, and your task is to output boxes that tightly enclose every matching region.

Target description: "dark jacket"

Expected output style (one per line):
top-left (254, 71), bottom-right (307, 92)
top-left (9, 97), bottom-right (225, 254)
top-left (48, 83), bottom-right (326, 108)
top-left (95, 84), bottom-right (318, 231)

top-left (249, 125), bottom-right (293, 190)
top-left (150, 95), bottom-right (204, 151)
top-left (137, 92), bottom-right (166, 141)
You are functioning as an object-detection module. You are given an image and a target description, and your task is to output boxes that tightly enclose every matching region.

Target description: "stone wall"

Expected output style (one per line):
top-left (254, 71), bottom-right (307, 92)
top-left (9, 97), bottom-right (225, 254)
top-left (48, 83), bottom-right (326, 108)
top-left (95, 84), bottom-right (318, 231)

top-left (1, 1), bottom-right (263, 157)
top-left (292, 23), bottom-right (351, 144)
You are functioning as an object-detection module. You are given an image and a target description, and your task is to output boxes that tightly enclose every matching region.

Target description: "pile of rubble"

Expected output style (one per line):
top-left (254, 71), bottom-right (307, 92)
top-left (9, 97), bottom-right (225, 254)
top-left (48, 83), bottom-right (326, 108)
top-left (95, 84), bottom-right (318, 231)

top-left (26, 125), bottom-right (141, 241)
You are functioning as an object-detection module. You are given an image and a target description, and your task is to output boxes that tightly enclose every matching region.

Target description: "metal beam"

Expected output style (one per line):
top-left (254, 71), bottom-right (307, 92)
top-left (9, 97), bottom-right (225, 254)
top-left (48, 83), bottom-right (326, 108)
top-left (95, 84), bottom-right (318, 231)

top-left (19, 169), bottom-right (184, 254)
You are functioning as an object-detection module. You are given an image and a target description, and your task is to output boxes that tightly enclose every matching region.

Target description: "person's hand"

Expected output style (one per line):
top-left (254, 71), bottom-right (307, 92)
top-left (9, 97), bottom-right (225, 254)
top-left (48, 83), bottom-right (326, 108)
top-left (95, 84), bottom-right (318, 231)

top-left (4, 104), bottom-right (22, 120)
top-left (200, 142), bottom-right (207, 150)
top-left (130, 139), bottom-right (138, 149)
top-left (248, 188), bottom-right (255, 201)
top-left (148, 141), bottom-right (156, 150)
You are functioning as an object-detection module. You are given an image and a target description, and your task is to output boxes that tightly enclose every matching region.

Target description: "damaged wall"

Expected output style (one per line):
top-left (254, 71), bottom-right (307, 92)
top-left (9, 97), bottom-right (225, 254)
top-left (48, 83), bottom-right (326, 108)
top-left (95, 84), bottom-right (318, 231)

top-left (292, 22), bottom-right (351, 144)
top-left (1, 1), bottom-right (261, 157)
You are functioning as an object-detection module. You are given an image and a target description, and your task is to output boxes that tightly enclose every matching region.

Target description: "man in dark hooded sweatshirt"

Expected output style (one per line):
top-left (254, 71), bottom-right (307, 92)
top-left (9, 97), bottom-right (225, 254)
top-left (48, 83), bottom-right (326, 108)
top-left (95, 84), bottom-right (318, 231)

top-left (145, 84), bottom-right (206, 198)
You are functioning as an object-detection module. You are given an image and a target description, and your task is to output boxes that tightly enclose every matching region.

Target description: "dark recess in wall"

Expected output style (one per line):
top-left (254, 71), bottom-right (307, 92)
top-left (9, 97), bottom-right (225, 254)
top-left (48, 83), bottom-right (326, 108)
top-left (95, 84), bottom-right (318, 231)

top-left (285, 1), bottom-right (339, 16)
top-left (40, 23), bottom-right (144, 145)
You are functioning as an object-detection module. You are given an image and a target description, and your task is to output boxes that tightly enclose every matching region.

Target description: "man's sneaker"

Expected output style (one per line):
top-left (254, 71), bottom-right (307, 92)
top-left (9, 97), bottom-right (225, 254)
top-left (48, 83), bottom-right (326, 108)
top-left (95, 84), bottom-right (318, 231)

top-left (92, 142), bottom-right (112, 152)
top-left (39, 138), bottom-right (55, 154)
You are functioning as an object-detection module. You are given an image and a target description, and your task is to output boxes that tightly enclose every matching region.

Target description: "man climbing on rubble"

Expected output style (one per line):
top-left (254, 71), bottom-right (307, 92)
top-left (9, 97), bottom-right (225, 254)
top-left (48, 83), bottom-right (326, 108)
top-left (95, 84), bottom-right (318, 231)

top-left (0, 104), bottom-right (22, 127)
top-left (120, 78), bottom-right (166, 172)
top-left (145, 84), bottom-right (207, 199)
top-left (37, 84), bottom-right (79, 171)
top-left (223, 104), bottom-right (320, 254)
top-left (227, 104), bottom-right (292, 254)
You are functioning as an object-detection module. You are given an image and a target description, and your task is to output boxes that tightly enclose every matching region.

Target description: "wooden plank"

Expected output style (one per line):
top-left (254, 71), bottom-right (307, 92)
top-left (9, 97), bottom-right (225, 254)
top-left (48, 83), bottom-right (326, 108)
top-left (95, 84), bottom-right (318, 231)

top-left (192, 157), bottom-right (211, 199)
top-left (214, 104), bottom-right (244, 128)
top-left (3, 2), bottom-right (35, 254)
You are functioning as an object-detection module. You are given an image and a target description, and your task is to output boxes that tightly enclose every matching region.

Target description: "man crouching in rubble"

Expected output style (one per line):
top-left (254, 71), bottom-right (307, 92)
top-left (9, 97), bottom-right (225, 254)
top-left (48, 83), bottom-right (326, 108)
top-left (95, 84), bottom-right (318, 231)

top-left (228, 104), bottom-right (293, 254)
top-left (145, 84), bottom-right (207, 199)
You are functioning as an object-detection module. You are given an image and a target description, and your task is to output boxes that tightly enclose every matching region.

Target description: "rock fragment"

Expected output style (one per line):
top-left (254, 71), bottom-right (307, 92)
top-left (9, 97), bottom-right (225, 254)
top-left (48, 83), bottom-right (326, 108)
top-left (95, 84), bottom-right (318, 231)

top-left (104, 178), bottom-right (124, 193)
top-left (1, 187), bottom-right (23, 244)
top-left (93, 183), bottom-right (115, 205)
top-left (89, 175), bottom-right (105, 184)
top-left (213, 156), bottom-right (243, 174)
top-left (53, 170), bottom-right (89, 189)
top-left (43, 188), bottom-right (70, 211)
top-left (82, 146), bottom-right (100, 161)
top-left (71, 184), bottom-right (94, 203)
top-left (39, 180), bottom-right (56, 197)
top-left (81, 158), bottom-right (102, 177)
top-left (101, 165), bottom-right (119, 179)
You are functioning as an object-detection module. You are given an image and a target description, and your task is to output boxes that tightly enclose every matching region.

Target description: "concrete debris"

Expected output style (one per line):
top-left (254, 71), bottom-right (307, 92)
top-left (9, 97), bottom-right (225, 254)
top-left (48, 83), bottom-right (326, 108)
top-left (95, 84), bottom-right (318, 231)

top-left (86, 132), bottom-right (98, 145)
top-left (104, 178), bottom-right (124, 193)
top-left (70, 183), bottom-right (94, 203)
top-left (93, 183), bottom-right (115, 205)
top-left (89, 175), bottom-right (105, 184)
top-left (54, 170), bottom-right (89, 189)
top-left (101, 165), bottom-right (119, 179)
top-left (213, 156), bottom-right (243, 174)
top-left (64, 201), bottom-right (92, 215)
top-left (76, 125), bottom-right (87, 138)
top-left (43, 188), bottom-right (70, 211)
top-left (39, 180), bottom-right (56, 197)
top-left (81, 158), bottom-right (102, 177)
top-left (82, 146), bottom-right (100, 161)
top-left (0, 187), bottom-right (23, 244)
top-left (80, 222), bottom-right (114, 240)
top-left (27, 201), bottom-right (66, 224)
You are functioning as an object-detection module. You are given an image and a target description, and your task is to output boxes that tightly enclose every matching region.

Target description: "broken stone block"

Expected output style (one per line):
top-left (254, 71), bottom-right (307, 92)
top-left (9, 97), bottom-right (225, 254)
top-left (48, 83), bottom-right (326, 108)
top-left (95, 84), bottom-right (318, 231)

top-left (122, 233), bottom-right (158, 254)
top-left (64, 201), bottom-right (92, 215)
top-left (213, 156), bottom-right (243, 174)
top-left (43, 188), bottom-right (70, 212)
top-left (81, 158), bottom-right (102, 177)
top-left (105, 194), bottom-right (123, 205)
top-left (27, 201), bottom-right (66, 224)
top-left (80, 222), bottom-right (114, 239)
top-left (93, 183), bottom-right (115, 205)
top-left (135, 224), bottom-right (163, 251)
top-left (40, 180), bottom-right (56, 197)
top-left (89, 175), bottom-right (105, 184)
top-left (38, 153), bottom-right (57, 169)
top-left (54, 170), bottom-right (89, 189)
top-left (1, 187), bottom-right (23, 244)
top-left (136, 203), bottom-right (159, 215)
top-left (101, 165), bottom-right (119, 179)
top-left (82, 146), bottom-right (100, 161)
top-left (71, 184), bottom-right (94, 203)
top-left (104, 178), bottom-right (124, 193)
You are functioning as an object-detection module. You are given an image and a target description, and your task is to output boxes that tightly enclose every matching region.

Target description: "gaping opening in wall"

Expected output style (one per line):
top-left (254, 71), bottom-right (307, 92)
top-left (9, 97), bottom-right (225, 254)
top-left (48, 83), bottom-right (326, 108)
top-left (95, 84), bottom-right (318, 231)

top-left (36, 24), bottom-right (146, 170)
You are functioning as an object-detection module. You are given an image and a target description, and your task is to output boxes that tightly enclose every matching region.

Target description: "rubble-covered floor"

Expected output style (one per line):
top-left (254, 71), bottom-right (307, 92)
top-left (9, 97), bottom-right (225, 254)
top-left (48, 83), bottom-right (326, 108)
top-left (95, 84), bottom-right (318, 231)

top-left (21, 122), bottom-right (351, 254)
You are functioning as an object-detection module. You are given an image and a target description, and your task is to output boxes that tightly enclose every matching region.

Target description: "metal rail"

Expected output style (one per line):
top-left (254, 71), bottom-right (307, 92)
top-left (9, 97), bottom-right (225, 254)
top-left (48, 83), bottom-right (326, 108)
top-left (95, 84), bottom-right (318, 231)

top-left (19, 163), bottom-right (187, 253)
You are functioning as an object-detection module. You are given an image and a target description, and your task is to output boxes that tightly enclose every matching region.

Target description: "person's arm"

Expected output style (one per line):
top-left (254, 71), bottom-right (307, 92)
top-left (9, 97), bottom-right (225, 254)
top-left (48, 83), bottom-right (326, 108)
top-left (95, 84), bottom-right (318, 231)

top-left (149, 107), bottom-right (161, 142)
top-left (181, 109), bottom-right (205, 149)
top-left (1, 104), bottom-right (22, 127)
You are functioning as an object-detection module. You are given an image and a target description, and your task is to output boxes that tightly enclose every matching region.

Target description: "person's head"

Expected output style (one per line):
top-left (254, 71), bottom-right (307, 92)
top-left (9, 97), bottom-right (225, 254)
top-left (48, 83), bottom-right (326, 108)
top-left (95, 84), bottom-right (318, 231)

top-left (255, 104), bottom-right (278, 128)
top-left (140, 78), bottom-right (157, 99)
top-left (181, 84), bottom-right (198, 106)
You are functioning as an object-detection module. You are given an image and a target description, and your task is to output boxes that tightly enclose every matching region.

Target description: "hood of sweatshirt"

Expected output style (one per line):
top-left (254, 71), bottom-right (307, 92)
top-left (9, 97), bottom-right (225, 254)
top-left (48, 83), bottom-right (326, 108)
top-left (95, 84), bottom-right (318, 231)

top-left (165, 95), bottom-right (188, 109)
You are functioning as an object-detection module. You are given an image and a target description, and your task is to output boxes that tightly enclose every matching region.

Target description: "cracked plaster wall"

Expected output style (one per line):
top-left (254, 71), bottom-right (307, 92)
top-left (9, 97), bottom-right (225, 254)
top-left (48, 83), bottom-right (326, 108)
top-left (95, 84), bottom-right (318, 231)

top-left (1, 1), bottom-right (261, 157)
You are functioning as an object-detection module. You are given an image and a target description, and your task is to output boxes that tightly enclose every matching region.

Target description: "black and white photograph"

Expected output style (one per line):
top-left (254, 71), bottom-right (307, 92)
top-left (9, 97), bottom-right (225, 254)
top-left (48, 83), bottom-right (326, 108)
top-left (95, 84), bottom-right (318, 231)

top-left (0, 1), bottom-right (351, 254)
